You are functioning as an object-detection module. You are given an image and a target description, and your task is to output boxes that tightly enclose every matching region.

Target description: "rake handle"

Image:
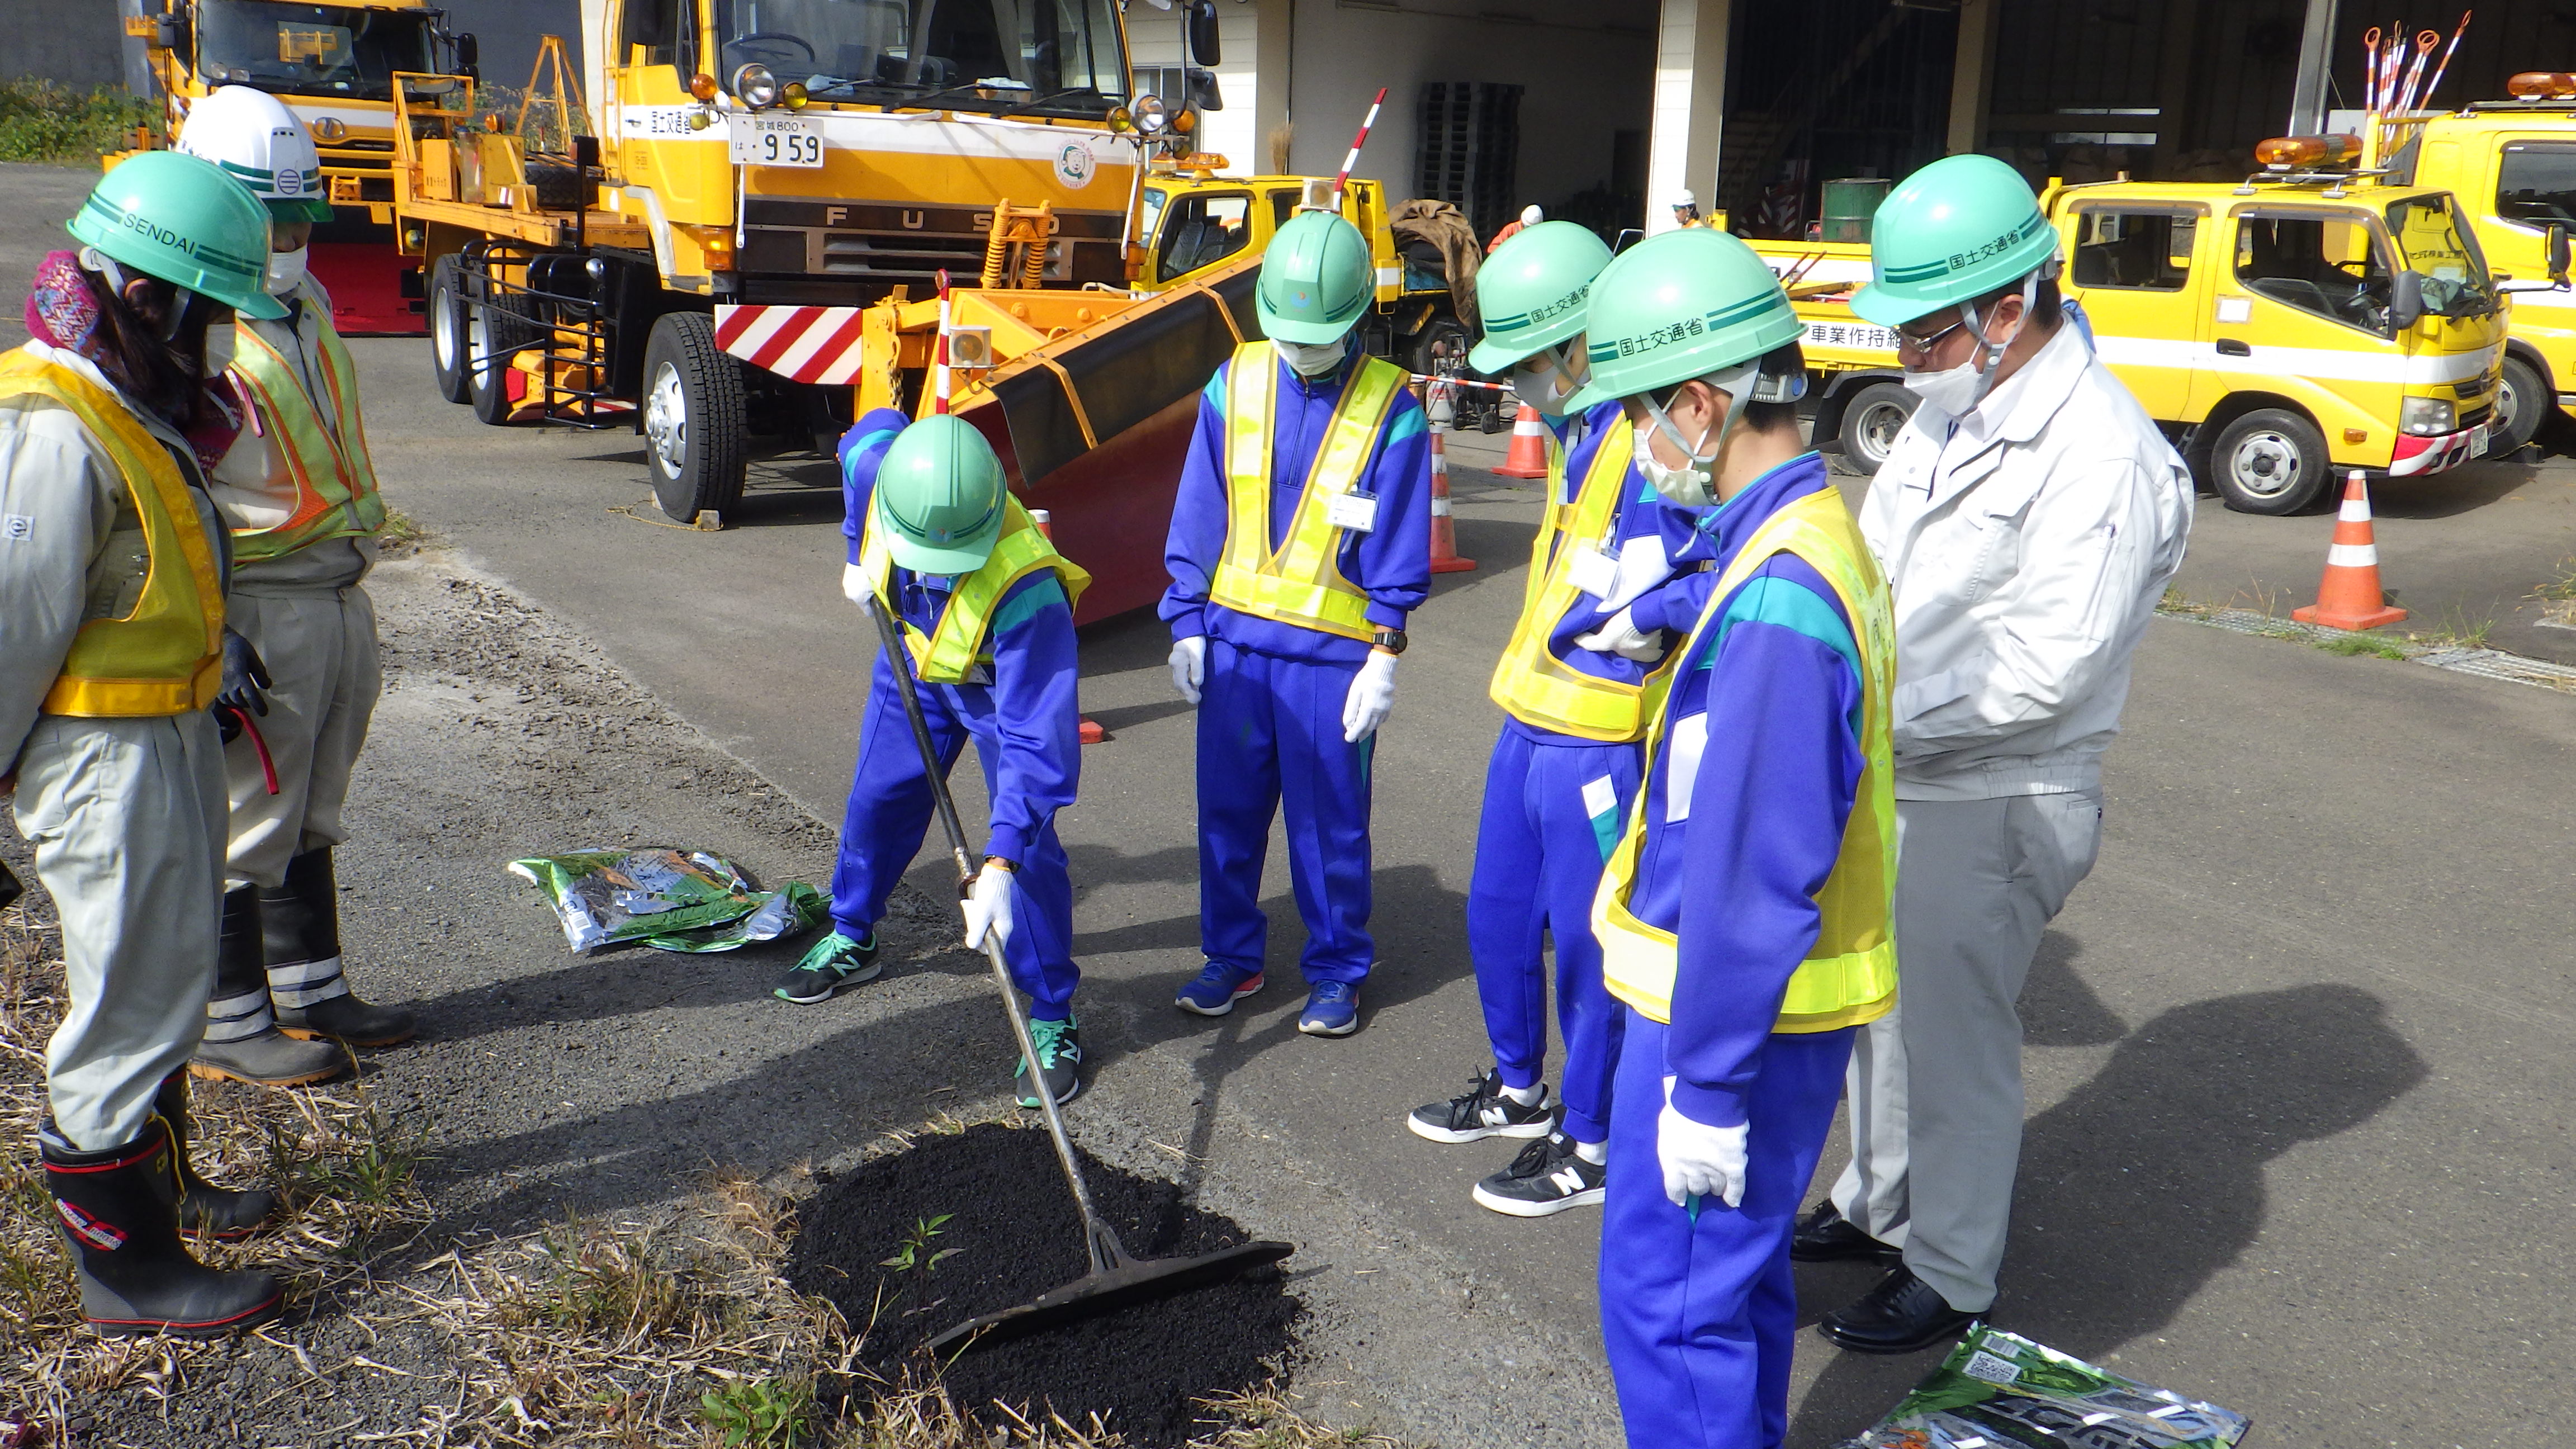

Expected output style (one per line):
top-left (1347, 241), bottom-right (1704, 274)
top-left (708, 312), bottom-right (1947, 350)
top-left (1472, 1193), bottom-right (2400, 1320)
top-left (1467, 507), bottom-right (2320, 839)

top-left (865, 594), bottom-right (1133, 1277)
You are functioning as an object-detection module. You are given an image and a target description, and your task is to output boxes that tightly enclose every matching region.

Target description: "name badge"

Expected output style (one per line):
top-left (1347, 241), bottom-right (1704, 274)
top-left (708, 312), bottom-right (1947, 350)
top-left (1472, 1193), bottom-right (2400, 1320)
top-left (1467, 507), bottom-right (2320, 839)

top-left (1565, 544), bottom-right (1618, 599)
top-left (1327, 491), bottom-right (1379, 533)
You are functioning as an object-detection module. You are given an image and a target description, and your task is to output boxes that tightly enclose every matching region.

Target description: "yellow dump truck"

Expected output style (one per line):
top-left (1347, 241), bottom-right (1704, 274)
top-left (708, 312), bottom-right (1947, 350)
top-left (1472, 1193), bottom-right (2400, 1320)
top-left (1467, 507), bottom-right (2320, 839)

top-left (117, 0), bottom-right (473, 333)
top-left (1758, 141), bottom-right (2510, 515)
top-left (392, 0), bottom-right (1263, 620)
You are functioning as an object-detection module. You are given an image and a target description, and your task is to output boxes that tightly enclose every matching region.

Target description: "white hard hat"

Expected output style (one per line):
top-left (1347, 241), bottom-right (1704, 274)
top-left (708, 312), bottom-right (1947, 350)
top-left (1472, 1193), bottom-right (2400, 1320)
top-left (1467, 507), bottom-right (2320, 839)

top-left (177, 86), bottom-right (332, 221)
top-left (1519, 203), bottom-right (1543, 226)
top-left (1671, 190), bottom-right (1698, 209)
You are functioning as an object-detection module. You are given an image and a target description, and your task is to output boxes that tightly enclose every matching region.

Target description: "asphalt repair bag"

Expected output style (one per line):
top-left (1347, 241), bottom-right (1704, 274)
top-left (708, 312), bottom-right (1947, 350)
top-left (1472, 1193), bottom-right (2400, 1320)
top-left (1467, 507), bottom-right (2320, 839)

top-left (508, 849), bottom-right (823, 955)
top-left (1839, 1327), bottom-right (2251, 1448)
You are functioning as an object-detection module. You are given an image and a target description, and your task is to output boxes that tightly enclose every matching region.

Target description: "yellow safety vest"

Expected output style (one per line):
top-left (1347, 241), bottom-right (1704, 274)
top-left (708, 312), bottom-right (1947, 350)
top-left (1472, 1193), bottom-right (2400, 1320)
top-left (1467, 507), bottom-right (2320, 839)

top-left (1592, 487), bottom-right (1898, 1032)
top-left (0, 349), bottom-right (225, 717)
top-left (1487, 419), bottom-right (1668, 741)
top-left (224, 314), bottom-right (385, 562)
top-left (1205, 340), bottom-right (1407, 643)
top-left (857, 496), bottom-right (1091, 684)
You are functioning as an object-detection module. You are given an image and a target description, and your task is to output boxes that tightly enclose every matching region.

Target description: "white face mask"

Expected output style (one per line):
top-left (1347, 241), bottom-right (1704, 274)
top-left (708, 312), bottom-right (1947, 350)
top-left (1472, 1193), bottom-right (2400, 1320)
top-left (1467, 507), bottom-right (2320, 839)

top-left (1512, 341), bottom-right (1589, 417)
top-left (263, 245), bottom-right (309, 297)
top-left (1635, 362), bottom-right (1758, 508)
top-left (1899, 271), bottom-right (2039, 418)
top-left (201, 325), bottom-right (238, 375)
top-left (1275, 335), bottom-right (1347, 377)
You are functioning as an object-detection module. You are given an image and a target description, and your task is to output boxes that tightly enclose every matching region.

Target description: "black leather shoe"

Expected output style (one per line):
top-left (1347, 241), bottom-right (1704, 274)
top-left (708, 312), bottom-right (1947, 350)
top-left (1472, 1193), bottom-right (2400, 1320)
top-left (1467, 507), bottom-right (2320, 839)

top-left (1790, 1201), bottom-right (1901, 1263)
top-left (1816, 1267), bottom-right (1982, 1355)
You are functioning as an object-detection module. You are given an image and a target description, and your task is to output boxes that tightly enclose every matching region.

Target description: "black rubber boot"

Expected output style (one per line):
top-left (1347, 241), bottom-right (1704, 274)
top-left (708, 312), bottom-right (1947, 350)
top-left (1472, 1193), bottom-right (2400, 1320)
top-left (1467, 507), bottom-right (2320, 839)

top-left (153, 1072), bottom-right (277, 1239)
top-left (40, 1115), bottom-right (284, 1338)
top-left (262, 848), bottom-right (415, 1048)
top-left (190, 886), bottom-right (347, 1088)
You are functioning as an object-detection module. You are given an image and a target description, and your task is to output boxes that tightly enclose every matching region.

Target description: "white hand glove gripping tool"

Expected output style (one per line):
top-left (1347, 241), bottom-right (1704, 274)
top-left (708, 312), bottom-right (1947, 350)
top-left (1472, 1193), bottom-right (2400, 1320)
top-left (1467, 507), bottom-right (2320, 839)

top-left (864, 599), bottom-right (1292, 1356)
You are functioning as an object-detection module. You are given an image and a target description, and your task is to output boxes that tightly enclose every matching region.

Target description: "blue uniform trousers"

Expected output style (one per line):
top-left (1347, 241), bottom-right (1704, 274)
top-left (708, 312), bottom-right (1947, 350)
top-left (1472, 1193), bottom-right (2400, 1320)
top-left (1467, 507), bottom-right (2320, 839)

top-left (827, 656), bottom-right (1079, 1019)
top-left (1197, 638), bottom-right (1374, 983)
top-left (1600, 1011), bottom-right (1854, 1449)
top-left (1465, 726), bottom-right (1639, 1144)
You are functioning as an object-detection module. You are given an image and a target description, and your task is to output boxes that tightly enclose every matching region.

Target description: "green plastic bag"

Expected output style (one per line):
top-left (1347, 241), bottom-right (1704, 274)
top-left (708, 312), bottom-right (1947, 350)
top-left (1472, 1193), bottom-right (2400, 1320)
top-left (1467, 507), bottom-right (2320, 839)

top-left (508, 850), bottom-right (825, 955)
top-left (1840, 1327), bottom-right (2251, 1448)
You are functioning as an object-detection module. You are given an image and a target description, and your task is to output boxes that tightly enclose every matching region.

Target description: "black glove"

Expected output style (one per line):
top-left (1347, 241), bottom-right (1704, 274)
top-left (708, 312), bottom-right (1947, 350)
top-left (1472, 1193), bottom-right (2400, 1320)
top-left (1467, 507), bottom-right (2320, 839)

top-left (0, 860), bottom-right (22, 915)
top-left (217, 629), bottom-right (270, 718)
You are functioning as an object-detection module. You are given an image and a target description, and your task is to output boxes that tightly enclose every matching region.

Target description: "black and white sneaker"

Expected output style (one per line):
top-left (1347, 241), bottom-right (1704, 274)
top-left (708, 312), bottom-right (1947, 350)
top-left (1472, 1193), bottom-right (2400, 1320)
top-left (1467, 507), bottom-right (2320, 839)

top-left (1406, 1068), bottom-right (1555, 1144)
top-left (1471, 1132), bottom-right (1607, 1218)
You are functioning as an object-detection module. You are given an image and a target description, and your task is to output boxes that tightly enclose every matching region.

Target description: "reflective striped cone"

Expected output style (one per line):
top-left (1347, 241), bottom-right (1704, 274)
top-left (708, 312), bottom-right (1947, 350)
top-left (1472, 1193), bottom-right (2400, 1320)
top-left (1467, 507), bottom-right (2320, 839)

top-left (1029, 508), bottom-right (1110, 741)
top-left (1494, 402), bottom-right (1551, 479)
top-left (2292, 471), bottom-right (2408, 631)
top-left (1427, 425), bottom-right (1476, 574)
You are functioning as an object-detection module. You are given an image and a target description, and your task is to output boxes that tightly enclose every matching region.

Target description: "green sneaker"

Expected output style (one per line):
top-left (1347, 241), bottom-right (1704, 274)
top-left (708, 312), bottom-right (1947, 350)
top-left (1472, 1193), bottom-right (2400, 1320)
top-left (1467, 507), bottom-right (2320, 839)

top-left (1014, 1016), bottom-right (1083, 1108)
top-left (773, 931), bottom-right (882, 1004)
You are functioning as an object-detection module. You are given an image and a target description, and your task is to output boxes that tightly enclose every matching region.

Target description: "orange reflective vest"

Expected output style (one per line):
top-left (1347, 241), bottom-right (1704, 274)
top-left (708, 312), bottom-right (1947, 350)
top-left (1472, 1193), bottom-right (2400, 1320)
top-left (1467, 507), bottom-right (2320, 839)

top-left (224, 312), bottom-right (384, 562)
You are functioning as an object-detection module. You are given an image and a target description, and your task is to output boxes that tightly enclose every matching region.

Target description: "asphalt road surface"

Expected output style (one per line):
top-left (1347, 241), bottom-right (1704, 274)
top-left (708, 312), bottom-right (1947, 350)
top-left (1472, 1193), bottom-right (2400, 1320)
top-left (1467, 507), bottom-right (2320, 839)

top-left (5, 160), bottom-right (2574, 1442)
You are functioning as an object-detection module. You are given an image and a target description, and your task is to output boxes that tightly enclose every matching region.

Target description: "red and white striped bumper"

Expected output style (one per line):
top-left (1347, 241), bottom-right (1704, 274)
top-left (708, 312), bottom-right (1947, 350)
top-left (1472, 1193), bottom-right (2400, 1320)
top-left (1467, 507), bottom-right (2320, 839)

top-left (2388, 422), bottom-right (2489, 477)
top-left (713, 305), bottom-right (869, 385)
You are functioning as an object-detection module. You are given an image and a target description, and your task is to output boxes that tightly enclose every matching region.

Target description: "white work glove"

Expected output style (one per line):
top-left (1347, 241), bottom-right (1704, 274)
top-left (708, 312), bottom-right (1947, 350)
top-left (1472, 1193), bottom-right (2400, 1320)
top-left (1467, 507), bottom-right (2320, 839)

top-left (1342, 648), bottom-right (1398, 744)
top-left (1575, 605), bottom-right (1668, 663)
top-left (1659, 1076), bottom-right (1749, 1210)
top-left (841, 564), bottom-right (875, 614)
top-left (962, 859), bottom-right (1016, 952)
top-left (1598, 534), bottom-right (1678, 613)
top-left (1169, 634), bottom-right (1206, 704)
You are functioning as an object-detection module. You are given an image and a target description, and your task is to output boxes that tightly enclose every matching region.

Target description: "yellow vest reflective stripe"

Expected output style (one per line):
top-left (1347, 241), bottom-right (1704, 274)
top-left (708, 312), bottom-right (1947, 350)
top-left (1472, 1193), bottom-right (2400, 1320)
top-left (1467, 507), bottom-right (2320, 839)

top-left (225, 315), bottom-right (385, 562)
top-left (1486, 419), bottom-right (1667, 741)
top-left (1205, 341), bottom-right (1405, 643)
top-left (1592, 487), bottom-right (1899, 1033)
top-left (0, 350), bottom-right (225, 717)
top-left (858, 497), bottom-right (1091, 684)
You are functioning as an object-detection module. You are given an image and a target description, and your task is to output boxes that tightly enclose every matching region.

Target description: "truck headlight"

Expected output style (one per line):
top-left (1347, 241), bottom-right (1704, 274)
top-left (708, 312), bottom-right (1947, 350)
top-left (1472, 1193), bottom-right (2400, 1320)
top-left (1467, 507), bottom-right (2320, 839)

top-left (732, 63), bottom-right (780, 109)
top-left (2400, 396), bottom-right (2457, 435)
top-left (1133, 95), bottom-right (1168, 134)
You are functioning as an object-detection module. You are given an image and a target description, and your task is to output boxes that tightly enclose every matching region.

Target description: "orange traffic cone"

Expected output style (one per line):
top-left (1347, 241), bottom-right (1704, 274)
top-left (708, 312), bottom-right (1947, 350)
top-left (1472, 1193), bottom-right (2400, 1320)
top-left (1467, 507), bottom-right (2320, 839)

top-left (1029, 508), bottom-right (1110, 741)
top-left (1427, 425), bottom-right (1476, 574)
top-left (1494, 402), bottom-right (1551, 479)
top-left (2292, 471), bottom-right (2408, 631)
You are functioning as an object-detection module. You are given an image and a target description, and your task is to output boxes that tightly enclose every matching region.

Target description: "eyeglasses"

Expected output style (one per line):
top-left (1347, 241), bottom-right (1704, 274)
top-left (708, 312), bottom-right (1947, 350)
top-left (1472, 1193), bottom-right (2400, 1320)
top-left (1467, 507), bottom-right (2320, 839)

top-left (1895, 317), bottom-right (1968, 356)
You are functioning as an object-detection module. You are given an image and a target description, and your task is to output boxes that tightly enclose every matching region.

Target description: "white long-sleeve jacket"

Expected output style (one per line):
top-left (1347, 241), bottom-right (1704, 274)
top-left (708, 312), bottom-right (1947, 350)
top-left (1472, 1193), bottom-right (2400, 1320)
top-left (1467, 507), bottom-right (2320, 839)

top-left (1858, 321), bottom-right (2194, 801)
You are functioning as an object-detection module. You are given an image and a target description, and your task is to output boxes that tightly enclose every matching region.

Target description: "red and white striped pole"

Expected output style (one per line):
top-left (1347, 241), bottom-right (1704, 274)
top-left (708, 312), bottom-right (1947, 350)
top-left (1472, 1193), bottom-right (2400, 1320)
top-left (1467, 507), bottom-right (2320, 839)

top-left (1330, 88), bottom-right (1388, 207)
top-left (933, 268), bottom-right (953, 415)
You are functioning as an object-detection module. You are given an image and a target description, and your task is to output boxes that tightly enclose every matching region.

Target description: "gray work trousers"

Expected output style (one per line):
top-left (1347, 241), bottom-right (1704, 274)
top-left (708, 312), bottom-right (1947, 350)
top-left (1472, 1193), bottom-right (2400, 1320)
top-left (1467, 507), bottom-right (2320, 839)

top-left (12, 712), bottom-right (228, 1151)
top-left (1829, 789), bottom-right (2102, 1313)
top-left (222, 585), bottom-right (380, 891)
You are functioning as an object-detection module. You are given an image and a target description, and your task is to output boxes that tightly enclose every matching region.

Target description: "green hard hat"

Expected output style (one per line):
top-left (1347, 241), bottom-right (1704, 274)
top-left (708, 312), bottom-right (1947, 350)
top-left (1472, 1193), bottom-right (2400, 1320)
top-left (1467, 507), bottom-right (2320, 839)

top-left (1852, 154), bottom-right (2057, 328)
top-left (872, 414), bottom-right (1008, 574)
top-left (1256, 210), bottom-right (1374, 344)
top-left (69, 151), bottom-right (287, 320)
top-left (1468, 221), bottom-right (1613, 373)
top-left (1567, 228), bottom-right (1801, 410)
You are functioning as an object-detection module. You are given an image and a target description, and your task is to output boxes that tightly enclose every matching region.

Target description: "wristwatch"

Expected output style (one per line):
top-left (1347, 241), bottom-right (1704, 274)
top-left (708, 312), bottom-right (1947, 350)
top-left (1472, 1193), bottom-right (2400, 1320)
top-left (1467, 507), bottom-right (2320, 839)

top-left (1371, 627), bottom-right (1408, 656)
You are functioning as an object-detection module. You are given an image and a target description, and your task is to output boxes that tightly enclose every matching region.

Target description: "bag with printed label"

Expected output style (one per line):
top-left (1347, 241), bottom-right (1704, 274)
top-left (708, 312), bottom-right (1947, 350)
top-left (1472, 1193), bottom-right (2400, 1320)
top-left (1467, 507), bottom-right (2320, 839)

top-left (1838, 1327), bottom-right (2251, 1449)
top-left (508, 849), bottom-right (825, 955)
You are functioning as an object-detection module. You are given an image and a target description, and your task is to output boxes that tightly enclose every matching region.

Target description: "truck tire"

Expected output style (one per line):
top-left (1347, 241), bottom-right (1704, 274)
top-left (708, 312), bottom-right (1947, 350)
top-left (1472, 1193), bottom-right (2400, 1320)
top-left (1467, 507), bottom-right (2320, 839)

top-left (428, 255), bottom-right (471, 404)
top-left (524, 162), bottom-right (588, 212)
top-left (2209, 408), bottom-right (2331, 514)
top-left (2482, 353), bottom-right (2547, 461)
top-left (1835, 381), bottom-right (1916, 476)
top-left (468, 281), bottom-right (541, 427)
top-left (641, 312), bottom-right (747, 524)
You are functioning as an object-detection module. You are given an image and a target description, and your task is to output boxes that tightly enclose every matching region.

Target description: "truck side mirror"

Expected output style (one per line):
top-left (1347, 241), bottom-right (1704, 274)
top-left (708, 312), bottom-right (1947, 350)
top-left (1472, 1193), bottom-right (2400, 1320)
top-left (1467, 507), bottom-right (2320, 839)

top-left (2551, 223), bottom-right (2571, 286)
top-left (1186, 65), bottom-right (1224, 112)
top-left (1187, 0), bottom-right (1223, 66)
top-left (2389, 268), bottom-right (2425, 333)
top-left (455, 32), bottom-right (479, 79)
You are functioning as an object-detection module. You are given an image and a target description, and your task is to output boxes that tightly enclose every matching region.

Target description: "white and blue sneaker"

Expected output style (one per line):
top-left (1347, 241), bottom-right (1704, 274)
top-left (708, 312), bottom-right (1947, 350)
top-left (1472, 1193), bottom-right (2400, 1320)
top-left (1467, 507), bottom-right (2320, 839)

top-left (1175, 960), bottom-right (1265, 1016)
top-left (1297, 980), bottom-right (1361, 1036)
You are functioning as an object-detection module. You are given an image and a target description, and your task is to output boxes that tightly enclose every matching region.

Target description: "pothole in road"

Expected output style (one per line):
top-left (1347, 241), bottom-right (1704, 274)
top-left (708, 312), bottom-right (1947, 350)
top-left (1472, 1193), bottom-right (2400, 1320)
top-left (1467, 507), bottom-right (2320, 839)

top-left (784, 1122), bottom-right (1303, 1446)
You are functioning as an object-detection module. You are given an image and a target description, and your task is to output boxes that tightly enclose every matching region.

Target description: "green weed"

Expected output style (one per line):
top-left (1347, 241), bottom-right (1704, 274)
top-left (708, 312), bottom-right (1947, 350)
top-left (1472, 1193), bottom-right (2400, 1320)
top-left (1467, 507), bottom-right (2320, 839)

top-left (878, 1214), bottom-right (958, 1275)
top-left (0, 80), bottom-right (155, 166)
top-left (702, 1374), bottom-right (817, 1447)
top-left (2317, 635), bottom-right (2409, 660)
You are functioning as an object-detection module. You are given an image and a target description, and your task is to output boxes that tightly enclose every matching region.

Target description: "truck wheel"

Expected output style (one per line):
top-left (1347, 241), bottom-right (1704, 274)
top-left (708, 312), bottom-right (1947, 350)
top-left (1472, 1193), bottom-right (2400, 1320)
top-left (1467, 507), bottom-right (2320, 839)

top-left (1835, 381), bottom-right (1916, 476)
top-left (2209, 408), bottom-right (2331, 514)
top-left (2482, 354), bottom-right (2547, 461)
top-left (428, 255), bottom-right (471, 404)
top-left (524, 162), bottom-right (588, 212)
top-left (468, 282), bottom-right (541, 427)
top-left (641, 312), bottom-right (747, 524)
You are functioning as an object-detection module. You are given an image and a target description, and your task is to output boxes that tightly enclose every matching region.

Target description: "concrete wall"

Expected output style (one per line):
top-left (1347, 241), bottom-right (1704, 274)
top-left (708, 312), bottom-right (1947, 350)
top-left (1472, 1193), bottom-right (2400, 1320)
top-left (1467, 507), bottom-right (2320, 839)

top-left (2, 0), bottom-right (131, 90)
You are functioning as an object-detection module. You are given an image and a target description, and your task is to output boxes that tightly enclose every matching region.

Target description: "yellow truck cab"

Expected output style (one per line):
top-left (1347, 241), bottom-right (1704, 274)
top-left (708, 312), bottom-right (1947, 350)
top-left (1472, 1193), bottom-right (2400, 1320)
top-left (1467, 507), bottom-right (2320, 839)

top-left (1759, 144), bottom-right (2509, 515)
top-left (2391, 76), bottom-right (2576, 456)
top-left (1136, 162), bottom-right (1474, 376)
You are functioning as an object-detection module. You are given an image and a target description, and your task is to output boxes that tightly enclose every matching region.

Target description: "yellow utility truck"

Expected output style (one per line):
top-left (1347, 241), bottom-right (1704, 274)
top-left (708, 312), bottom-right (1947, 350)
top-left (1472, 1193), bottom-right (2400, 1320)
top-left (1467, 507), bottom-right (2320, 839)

top-left (1759, 140), bottom-right (2509, 515)
top-left (117, 0), bottom-right (474, 333)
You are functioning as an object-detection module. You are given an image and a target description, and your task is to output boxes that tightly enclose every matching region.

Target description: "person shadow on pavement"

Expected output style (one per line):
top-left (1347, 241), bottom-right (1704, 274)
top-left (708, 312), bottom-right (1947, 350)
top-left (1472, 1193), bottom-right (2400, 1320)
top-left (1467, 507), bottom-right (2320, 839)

top-left (1786, 981), bottom-right (2427, 1447)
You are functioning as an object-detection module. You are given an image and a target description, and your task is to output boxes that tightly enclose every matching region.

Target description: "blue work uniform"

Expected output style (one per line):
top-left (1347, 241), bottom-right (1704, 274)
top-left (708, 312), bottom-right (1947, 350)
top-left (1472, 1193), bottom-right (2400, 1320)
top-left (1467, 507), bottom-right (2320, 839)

top-left (1597, 452), bottom-right (1868, 1449)
top-left (1161, 351), bottom-right (1432, 985)
top-left (830, 409), bottom-right (1082, 1020)
top-left (1467, 400), bottom-right (1688, 1145)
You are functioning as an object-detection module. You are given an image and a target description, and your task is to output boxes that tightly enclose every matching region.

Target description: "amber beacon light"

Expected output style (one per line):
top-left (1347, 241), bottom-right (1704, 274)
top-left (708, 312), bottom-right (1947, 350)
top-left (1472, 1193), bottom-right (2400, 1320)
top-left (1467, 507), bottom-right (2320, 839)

top-left (2255, 135), bottom-right (2361, 170)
